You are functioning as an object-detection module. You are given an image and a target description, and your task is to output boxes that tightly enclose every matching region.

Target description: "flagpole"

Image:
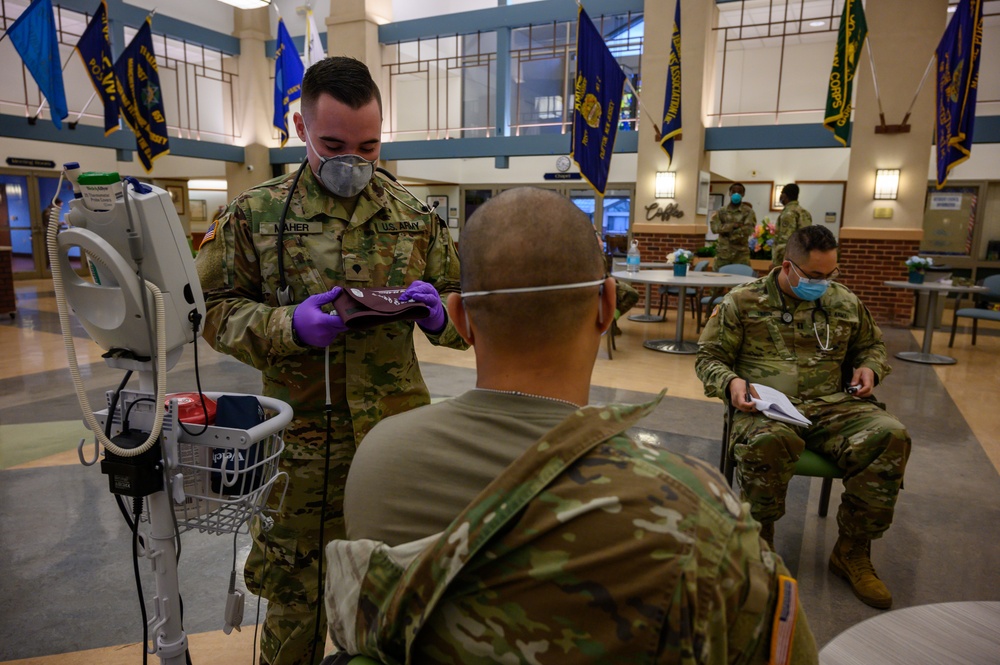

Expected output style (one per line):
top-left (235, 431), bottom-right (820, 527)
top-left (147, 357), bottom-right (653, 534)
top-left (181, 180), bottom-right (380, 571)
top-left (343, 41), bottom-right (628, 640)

top-left (899, 54), bottom-right (935, 129)
top-left (30, 47), bottom-right (79, 121)
top-left (623, 76), bottom-right (661, 136)
top-left (865, 35), bottom-right (888, 131)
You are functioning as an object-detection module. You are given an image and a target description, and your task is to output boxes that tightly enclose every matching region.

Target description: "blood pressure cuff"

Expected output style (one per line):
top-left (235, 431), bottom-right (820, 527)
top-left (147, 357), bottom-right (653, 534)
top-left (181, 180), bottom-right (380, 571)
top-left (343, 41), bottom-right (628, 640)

top-left (332, 286), bottom-right (430, 330)
top-left (211, 395), bottom-right (265, 496)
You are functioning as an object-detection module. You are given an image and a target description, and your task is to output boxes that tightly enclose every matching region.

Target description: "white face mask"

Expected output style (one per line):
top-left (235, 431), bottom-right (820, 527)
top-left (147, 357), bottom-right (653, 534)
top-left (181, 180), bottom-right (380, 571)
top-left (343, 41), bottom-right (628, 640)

top-left (461, 279), bottom-right (608, 328)
top-left (304, 130), bottom-right (375, 198)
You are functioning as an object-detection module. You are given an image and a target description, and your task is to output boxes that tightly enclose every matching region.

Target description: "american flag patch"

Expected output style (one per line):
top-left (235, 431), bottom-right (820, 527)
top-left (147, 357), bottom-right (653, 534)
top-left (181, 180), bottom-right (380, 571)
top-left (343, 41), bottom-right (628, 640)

top-left (769, 575), bottom-right (798, 665)
top-left (199, 221), bottom-right (217, 249)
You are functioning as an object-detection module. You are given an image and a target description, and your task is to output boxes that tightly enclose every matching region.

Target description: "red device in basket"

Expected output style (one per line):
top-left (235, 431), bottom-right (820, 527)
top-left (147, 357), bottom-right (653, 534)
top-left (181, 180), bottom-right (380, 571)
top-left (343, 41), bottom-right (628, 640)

top-left (166, 393), bottom-right (218, 425)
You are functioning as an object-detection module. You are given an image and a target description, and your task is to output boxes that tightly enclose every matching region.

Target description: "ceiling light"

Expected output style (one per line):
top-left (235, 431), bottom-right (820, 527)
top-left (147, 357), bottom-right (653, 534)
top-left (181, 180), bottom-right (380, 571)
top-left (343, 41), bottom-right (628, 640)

top-left (809, 20), bottom-right (826, 27)
top-left (215, 0), bottom-right (271, 9)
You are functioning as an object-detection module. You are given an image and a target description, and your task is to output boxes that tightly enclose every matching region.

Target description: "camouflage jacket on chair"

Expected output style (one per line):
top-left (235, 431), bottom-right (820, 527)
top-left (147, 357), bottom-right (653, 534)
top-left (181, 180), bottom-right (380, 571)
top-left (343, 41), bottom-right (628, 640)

top-left (325, 396), bottom-right (818, 664)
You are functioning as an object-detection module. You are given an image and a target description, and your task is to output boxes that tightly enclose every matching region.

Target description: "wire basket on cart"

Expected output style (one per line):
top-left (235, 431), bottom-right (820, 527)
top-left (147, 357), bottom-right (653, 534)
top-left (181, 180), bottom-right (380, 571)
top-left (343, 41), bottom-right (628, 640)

top-left (97, 390), bottom-right (292, 536)
top-left (167, 392), bottom-right (291, 535)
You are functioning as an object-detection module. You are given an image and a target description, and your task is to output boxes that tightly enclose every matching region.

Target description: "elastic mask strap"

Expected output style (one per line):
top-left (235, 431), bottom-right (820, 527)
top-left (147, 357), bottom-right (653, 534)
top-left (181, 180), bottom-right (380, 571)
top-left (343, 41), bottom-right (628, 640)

top-left (461, 278), bottom-right (605, 299)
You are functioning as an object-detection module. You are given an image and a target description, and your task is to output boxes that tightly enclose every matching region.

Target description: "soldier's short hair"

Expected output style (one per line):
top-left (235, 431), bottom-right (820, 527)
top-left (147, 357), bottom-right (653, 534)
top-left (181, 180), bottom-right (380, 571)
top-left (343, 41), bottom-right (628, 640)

top-left (785, 225), bottom-right (837, 263)
top-left (302, 56), bottom-right (383, 115)
top-left (460, 187), bottom-right (605, 348)
top-left (729, 182), bottom-right (745, 194)
top-left (781, 183), bottom-right (799, 200)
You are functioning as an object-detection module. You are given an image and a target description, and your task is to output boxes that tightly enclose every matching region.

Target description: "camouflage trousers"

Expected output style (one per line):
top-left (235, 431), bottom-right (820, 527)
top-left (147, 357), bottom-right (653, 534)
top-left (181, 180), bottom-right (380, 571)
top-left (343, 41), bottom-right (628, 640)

top-left (713, 251), bottom-right (751, 271)
top-left (730, 398), bottom-right (910, 539)
top-left (245, 444), bottom-right (356, 665)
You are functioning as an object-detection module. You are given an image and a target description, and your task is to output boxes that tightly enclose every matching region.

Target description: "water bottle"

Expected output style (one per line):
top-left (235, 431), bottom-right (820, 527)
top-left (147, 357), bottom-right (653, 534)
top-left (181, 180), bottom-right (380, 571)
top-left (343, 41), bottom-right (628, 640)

top-left (626, 240), bottom-right (641, 274)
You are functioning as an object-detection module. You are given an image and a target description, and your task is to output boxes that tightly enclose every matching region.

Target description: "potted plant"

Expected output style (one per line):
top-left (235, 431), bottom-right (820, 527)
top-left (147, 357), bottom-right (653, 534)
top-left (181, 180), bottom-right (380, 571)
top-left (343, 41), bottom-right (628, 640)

top-left (695, 243), bottom-right (717, 258)
top-left (905, 256), bottom-right (933, 284)
top-left (670, 248), bottom-right (693, 276)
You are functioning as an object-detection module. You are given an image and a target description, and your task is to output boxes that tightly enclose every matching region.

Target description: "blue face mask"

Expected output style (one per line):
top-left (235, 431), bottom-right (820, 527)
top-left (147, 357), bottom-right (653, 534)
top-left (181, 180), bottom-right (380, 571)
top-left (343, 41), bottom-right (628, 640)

top-left (731, 193), bottom-right (742, 205)
top-left (789, 263), bottom-right (830, 301)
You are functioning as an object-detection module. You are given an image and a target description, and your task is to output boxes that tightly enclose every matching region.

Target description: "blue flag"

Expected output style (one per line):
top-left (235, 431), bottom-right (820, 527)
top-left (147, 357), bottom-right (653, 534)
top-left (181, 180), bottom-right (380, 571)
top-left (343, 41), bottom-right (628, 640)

top-left (75, 0), bottom-right (119, 136)
top-left (6, 0), bottom-right (68, 129)
top-left (114, 18), bottom-right (170, 172)
top-left (935, 0), bottom-right (983, 189)
top-left (660, 1), bottom-right (682, 165)
top-left (570, 7), bottom-right (626, 196)
top-left (274, 19), bottom-right (304, 147)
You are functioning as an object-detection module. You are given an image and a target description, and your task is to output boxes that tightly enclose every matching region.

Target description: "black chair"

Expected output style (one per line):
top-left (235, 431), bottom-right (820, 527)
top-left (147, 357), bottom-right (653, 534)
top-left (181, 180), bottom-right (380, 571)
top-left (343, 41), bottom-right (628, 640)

top-left (697, 263), bottom-right (756, 332)
top-left (948, 275), bottom-right (1000, 348)
top-left (656, 259), bottom-right (708, 319)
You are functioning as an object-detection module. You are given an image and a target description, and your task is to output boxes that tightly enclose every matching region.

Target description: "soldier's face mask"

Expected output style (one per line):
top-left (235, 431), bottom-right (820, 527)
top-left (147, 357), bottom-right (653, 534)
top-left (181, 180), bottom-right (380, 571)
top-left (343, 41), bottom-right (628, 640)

top-left (304, 130), bottom-right (375, 199)
top-left (730, 192), bottom-right (742, 205)
top-left (788, 261), bottom-right (830, 301)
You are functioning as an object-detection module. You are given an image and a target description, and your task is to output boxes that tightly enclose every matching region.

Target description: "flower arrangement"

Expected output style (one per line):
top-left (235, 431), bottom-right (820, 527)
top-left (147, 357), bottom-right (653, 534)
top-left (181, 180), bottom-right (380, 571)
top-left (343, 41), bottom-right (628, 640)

top-left (749, 217), bottom-right (776, 260)
top-left (905, 256), bottom-right (934, 272)
top-left (670, 248), bottom-right (693, 264)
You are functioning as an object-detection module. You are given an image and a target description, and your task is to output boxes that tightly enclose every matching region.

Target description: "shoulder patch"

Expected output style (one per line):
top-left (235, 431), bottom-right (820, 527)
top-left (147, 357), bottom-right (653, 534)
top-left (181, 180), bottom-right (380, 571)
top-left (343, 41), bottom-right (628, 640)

top-left (710, 304), bottom-right (720, 319)
top-left (769, 575), bottom-right (798, 665)
top-left (199, 220), bottom-right (218, 249)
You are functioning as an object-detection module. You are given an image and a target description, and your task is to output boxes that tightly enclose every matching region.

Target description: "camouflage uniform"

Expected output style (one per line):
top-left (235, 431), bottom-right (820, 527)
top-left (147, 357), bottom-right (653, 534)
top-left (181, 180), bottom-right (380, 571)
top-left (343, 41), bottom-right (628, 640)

top-left (696, 270), bottom-right (910, 540)
top-left (195, 166), bottom-right (466, 665)
top-left (326, 397), bottom-right (818, 664)
top-left (710, 202), bottom-right (756, 269)
top-left (771, 202), bottom-right (813, 267)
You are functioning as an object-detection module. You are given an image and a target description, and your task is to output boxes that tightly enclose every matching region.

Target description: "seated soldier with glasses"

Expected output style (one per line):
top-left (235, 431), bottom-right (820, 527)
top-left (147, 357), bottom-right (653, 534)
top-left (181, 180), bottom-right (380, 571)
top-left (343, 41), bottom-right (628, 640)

top-left (696, 225), bottom-right (911, 610)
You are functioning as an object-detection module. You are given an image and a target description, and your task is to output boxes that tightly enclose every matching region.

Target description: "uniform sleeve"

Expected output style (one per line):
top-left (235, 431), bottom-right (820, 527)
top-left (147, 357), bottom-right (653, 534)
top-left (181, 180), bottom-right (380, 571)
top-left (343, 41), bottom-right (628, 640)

top-left (696, 295), bottom-right (743, 400)
top-left (710, 211), bottom-right (722, 234)
top-left (712, 500), bottom-right (819, 665)
top-left (846, 298), bottom-right (891, 384)
top-left (194, 201), bottom-right (305, 370)
top-left (419, 213), bottom-right (469, 350)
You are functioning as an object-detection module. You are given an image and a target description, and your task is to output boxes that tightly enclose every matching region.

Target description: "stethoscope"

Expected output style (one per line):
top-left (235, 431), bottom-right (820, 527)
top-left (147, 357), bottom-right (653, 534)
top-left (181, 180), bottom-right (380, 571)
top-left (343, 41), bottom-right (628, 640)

top-left (780, 300), bottom-right (832, 351)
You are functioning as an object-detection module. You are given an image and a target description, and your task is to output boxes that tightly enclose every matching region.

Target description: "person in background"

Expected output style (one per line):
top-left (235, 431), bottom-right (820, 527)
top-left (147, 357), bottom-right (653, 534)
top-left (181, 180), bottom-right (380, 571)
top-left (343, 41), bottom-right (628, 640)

top-left (195, 56), bottom-right (467, 665)
top-left (710, 182), bottom-right (756, 269)
top-left (772, 183), bottom-right (813, 267)
top-left (696, 225), bottom-right (910, 610)
top-left (326, 187), bottom-right (818, 664)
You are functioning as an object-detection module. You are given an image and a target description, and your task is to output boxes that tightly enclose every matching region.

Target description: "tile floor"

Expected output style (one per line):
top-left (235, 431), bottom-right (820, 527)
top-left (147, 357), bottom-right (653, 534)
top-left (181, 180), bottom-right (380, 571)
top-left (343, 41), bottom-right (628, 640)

top-left (2, 280), bottom-right (999, 664)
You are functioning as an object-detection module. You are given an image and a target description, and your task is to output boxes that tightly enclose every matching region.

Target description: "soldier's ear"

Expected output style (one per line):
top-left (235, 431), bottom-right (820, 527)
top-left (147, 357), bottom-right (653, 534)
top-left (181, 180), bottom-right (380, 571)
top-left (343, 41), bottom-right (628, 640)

top-left (447, 293), bottom-right (474, 345)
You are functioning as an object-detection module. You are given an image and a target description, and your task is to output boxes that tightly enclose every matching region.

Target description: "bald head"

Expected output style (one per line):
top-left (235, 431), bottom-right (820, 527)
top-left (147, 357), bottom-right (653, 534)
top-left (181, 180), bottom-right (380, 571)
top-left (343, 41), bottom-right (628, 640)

top-left (459, 187), bottom-right (605, 347)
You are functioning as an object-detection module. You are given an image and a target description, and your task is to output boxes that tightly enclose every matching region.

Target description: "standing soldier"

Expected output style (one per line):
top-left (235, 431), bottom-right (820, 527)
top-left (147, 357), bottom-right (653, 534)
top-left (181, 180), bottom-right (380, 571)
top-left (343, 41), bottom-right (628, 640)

top-left (772, 183), bottom-right (813, 267)
top-left (710, 182), bottom-right (756, 269)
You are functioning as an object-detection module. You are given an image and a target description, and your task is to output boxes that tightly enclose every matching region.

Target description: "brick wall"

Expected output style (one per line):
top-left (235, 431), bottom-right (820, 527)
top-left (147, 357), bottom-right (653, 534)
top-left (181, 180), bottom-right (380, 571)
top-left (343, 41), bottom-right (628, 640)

top-left (630, 232), bottom-right (704, 308)
top-left (837, 237), bottom-right (919, 327)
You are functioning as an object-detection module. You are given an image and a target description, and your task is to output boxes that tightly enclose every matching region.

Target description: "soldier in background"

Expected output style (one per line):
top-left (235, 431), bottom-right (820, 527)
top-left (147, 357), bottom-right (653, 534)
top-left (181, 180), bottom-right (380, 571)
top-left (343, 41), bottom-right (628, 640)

top-left (772, 183), bottom-right (813, 267)
top-left (195, 56), bottom-right (467, 665)
top-left (696, 225), bottom-right (910, 610)
top-left (328, 187), bottom-right (818, 664)
top-left (710, 182), bottom-right (756, 269)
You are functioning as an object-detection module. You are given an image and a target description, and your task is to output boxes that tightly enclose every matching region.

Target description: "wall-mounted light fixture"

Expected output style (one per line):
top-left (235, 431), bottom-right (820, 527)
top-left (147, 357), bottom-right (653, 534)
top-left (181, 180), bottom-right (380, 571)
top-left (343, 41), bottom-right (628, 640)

top-left (874, 169), bottom-right (900, 200)
top-left (655, 171), bottom-right (676, 199)
top-left (216, 0), bottom-right (270, 9)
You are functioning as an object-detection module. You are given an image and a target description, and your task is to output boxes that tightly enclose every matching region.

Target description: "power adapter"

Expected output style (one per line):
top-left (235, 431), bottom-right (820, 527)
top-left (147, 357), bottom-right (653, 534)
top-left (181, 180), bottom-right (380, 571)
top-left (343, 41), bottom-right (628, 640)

top-left (100, 431), bottom-right (164, 497)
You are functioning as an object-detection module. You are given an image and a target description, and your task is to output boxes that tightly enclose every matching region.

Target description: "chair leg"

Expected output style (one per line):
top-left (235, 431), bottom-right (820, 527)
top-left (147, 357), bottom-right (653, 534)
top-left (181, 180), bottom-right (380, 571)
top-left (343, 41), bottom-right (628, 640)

top-left (949, 315), bottom-right (959, 348)
top-left (972, 318), bottom-right (978, 346)
top-left (818, 477), bottom-right (833, 518)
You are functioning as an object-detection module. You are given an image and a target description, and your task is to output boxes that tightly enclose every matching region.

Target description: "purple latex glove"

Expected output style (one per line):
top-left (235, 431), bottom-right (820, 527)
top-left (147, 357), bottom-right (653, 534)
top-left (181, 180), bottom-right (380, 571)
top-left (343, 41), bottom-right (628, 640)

top-left (400, 280), bottom-right (447, 333)
top-left (292, 287), bottom-right (349, 347)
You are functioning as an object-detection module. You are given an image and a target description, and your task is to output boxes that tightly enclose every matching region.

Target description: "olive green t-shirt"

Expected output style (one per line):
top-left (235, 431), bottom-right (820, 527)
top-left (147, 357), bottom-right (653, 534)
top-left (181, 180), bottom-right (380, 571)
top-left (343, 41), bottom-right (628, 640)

top-left (344, 389), bottom-right (576, 545)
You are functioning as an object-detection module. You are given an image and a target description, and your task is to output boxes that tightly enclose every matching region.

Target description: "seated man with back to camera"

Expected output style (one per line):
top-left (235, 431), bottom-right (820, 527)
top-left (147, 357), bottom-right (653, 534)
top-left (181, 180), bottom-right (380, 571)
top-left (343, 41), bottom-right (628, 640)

top-left (696, 225), bottom-right (911, 610)
top-left (323, 187), bottom-right (818, 664)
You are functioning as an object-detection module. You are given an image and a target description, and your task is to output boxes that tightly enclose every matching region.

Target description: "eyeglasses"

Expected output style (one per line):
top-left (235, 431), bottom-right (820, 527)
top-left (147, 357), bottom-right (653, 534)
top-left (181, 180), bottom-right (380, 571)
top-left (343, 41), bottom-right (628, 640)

top-left (789, 261), bottom-right (841, 283)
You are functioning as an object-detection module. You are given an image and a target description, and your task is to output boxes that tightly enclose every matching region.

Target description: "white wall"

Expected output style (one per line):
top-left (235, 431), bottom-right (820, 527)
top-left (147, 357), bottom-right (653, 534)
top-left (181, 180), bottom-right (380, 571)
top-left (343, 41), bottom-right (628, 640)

top-left (395, 153), bottom-right (638, 187)
top-left (709, 148), bottom-right (851, 185)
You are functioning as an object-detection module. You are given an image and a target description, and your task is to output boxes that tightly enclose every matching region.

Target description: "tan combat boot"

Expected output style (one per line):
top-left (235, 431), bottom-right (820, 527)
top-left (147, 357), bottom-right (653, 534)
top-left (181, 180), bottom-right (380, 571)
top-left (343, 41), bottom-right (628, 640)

top-left (758, 522), bottom-right (775, 550)
top-left (829, 536), bottom-right (892, 609)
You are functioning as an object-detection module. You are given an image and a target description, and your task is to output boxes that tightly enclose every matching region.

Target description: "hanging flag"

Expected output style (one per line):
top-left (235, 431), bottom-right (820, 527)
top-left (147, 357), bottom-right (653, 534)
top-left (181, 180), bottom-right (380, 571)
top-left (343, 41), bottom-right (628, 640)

top-left (303, 9), bottom-right (326, 68)
top-left (935, 0), bottom-right (983, 189)
top-left (75, 0), bottom-right (119, 135)
top-left (114, 18), bottom-right (170, 172)
top-left (5, 0), bottom-right (68, 129)
top-left (659, 1), bottom-right (682, 165)
top-left (274, 19), bottom-right (304, 147)
top-left (570, 7), bottom-right (626, 196)
top-left (822, 0), bottom-right (867, 146)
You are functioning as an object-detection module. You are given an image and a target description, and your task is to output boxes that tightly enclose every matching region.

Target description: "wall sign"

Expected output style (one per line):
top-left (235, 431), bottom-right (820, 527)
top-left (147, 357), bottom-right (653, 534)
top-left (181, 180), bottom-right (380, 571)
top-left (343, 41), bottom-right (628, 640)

top-left (543, 173), bottom-right (582, 180)
top-left (6, 157), bottom-right (56, 169)
top-left (645, 202), bottom-right (685, 221)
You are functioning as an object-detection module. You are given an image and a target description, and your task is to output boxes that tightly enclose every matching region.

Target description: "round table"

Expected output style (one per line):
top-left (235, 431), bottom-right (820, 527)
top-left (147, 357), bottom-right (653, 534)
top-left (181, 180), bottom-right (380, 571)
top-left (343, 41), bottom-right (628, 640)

top-left (819, 601), bottom-right (1000, 665)
top-left (883, 281), bottom-right (988, 365)
top-left (614, 262), bottom-right (673, 322)
top-left (612, 270), bottom-right (755, 353)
